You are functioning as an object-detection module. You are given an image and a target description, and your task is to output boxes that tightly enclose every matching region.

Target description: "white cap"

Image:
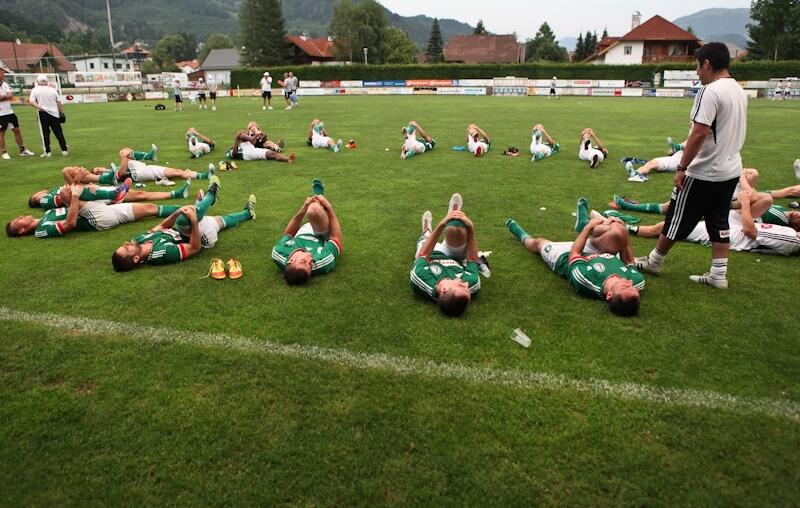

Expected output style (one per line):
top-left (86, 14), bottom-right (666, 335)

top-left (552, 76), bottom-right (557, 79)
top-left (36, 74), bottom-right (48, 84)
top-left (263, 71), bottom-right (269, 76)
top-left (199, 77), bottom-right (204, 81)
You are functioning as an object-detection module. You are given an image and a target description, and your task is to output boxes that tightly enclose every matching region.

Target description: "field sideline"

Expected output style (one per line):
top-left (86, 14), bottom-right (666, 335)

top-left (1, 96), bottom-right (799, 504)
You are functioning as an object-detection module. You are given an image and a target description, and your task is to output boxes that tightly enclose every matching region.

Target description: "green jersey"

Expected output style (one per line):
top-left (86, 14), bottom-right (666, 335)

top-left (271, 234), bottom-right (341, 274)
top-left (761, 205), bottom-right (789, 227)
top-left (410, 254), bottom-right (481, 301)
top-left (37, 186), bottom-right (64, 209)
top-left (38, 186), bottom-right (116, 209)
top-left (34, 207), bottom-right (93, 238)
top-left (567, 253), bottom-right (645, 299)
top-left (134, 229), bottom-right (188, 265)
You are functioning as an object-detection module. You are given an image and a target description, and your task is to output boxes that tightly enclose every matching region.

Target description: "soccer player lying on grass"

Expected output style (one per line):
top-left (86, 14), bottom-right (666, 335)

top-left (306, 119), bottom-right (343, 152)
top-left (186, 128), bottom-right (215, 158)
top-left (28, 180), bottom-right (190, 209)
top-left (116, 148), bottom-right (215, 185)
top-left (410, 193), bottom-right (482, 317)
top-left (400, 120), bottom-right (436, 160)
top-left (625, 136), bottom-right (687, 183)
top-left (529, 123), bottom-right (560, 161)
top-left (6, 183), bottom-right (187, 239)
top-left (627, 189), bottom-right (800, 259)
top-left (271, 179), bottom-right (342, 285)
top-left (61, 165), bottom-right (121, 186)
top-left (505, 216), bottom-right (644, 316)
top-left (579, 128), bottom-right (608, 168)
top-left (128, 144), bottom-right (159, 161)
top-left (111, 179), bottom-right (256, 271)
top-left (573, 197), bottom-right (635, 256)
top-left (245, 121), bottom-right (284, 152)
top-left (227, 130), bottom-right (295, 163)
top-left (466, 124), bottom-right (491, 157)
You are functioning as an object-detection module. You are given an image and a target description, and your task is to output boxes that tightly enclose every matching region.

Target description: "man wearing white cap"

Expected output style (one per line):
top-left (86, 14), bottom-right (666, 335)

top-left (206, 76), bottom-right (218, 111)
top-left (260, 72), bottom-right (273, 110)
top-left (549, 76), bottom-right (559, 99)
top-left (196, 78), bottom-right (208, 110)
top-left (28, 74), bottom-right (68, 157)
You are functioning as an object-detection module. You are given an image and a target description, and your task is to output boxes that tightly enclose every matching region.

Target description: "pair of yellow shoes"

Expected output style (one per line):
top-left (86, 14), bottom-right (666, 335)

top-left (207, 258), bottom-right (243, 280)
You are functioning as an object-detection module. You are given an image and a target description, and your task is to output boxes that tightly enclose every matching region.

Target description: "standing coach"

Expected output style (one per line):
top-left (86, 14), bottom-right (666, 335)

top-left (28, 74), bottom-right (68, 157)
top-left (636, 42), bottom-right (747, 289)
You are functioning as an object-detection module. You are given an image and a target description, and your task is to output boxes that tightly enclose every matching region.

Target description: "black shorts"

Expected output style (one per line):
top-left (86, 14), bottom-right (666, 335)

top-left (0, 113), bottom-right (19, 130)
top-left (209, 92), bottom-right (217, 100)
top-left (262, 91), bottom-right (272, 99)
top-left (175, 95), bottom-right (183, 103)
top-left (198, 93), bottom-right (206, 99)
top-left (662, 175), bottom-right (740, 243)
top-left (549, 88), bottom-right (556, 94)
top-left (284, 91), bottom-right (291, 99)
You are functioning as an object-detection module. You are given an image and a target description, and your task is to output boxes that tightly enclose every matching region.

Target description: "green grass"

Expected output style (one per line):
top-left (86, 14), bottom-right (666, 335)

top-left (1, 96), bottom-right (799, 505)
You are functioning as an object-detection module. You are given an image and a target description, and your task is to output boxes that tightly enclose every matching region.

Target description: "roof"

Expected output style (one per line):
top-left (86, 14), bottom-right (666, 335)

top-left (201, 48), bottom-right (241, 70)
top-left (444, 35), bottom-right (525, 64)
top-left (0, 41), bottom-right (75, 72)
top-left (176, 59), bottom-right (200, 70)
top-left (596, 36), bottom-right (620, 49)
top-left (121, 45), bottom-right (151, 55)
top-left (286, 36), bottom-right (333, 59)
top-left (622, 15), bottom-right (699, 42)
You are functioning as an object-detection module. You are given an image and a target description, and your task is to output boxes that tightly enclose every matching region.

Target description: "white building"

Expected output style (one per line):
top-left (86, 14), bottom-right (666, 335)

top-left (200, 49), bottom-right (240, 85)
top-left (70, 56), bottom-right (134, 72)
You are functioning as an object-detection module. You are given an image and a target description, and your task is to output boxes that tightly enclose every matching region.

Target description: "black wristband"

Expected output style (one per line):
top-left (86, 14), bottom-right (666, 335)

top-left (677, 165), bottom-right (687, 171)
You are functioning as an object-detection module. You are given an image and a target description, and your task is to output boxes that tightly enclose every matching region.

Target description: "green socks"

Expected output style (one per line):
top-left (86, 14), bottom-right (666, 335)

top-left (613, 195), bottom-right (662, 213)
top-left (171, 181), bottom-right (190, 199)
top-left (157, 205), bottom-right (180, 217)
top-left (575, 197), bottom-right (589, 232)
top-left (133, 149), bottom-right (155, 161)
top-left (221, 210), bottom-right (251, 229)
top-left (312, 178), bottom-right (324, 196)
top-left (97, 171), bottom-right (116, 185)
top-left (175, 188), bottom-right (215, 229)
top-left (602, 210), bottom-right (641, 225)
top-left (506, 219), bottom-right (530, 242)
top-left (195, 171), bottom-right (209, 180)
top-left (81, 187), bottom-right (116, 201)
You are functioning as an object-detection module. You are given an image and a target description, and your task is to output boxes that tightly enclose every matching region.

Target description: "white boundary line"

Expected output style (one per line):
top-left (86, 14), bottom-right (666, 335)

top-left (1, 306), bottom-right (798, 422)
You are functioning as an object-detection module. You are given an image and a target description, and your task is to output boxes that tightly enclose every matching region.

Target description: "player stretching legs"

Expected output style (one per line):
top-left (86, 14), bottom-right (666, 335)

top-left (466, 124), bottom-right (491, 157)
top-left (228, 130), bottom-right (295, 163)
top-left (530, 123), bottom-right (560, 161)
top-left (186, 128), bottom-right (215, 158)
top-left (271, 179), bottom-right (342, 285)
top-left (505, 216), bottom-right (644, 316)
top-left (401, 120), bottom-right (436, 160)
top-left (116, 148), bottom-right (214, 184)
top-left (579, 128), bottom-right (608, 168)
top-left (307, 119), bottom-right (342, 152)
top-left (28, 179), bottom-right (190, 209)
top-left (625, 136), bottom-right (688, 183)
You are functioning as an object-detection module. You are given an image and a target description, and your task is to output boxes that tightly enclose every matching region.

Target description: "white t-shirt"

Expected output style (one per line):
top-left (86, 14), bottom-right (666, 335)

top-left (207, 79), bottom-right (218, 93)
top-left (687, 77), bottom-right (747, 182)
top-left (0, 81), bottom-right (13, 116)
top-left (29, 84), bottom-right (61, 118)
top-left (260, 76), bottom-right (272, 91)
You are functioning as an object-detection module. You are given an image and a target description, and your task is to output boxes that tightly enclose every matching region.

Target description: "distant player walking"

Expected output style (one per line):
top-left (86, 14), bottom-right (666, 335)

top-left (549, 76), bottom-right (558, 99)
top-left (260, 72), bottom-right (273, 110)
top-left (173, 80), bottom-right (183, 112)
top-left (196, 78), bottom-right (208, 109)
top-left (636, 42), bottom-right (748, 289)
top-left (207, 76), bottom-right (218, 111)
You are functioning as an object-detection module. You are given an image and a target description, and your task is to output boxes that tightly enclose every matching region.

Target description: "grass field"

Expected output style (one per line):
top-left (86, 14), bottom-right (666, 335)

top-left (1, 95), bottom-right (799, 505)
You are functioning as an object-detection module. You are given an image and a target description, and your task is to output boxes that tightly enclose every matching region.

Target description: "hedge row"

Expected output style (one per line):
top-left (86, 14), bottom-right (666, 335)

top-left (231, 61), bottom-right (800, 87)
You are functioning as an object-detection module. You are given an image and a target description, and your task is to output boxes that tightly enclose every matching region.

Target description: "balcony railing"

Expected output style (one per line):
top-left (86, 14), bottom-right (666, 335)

top-left (642, 55), bottom-right (695, 63)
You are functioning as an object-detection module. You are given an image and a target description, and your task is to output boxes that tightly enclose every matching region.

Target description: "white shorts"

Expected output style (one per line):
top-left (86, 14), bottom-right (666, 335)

top-left (404, 138), bottom-right (426, 154)
top-left (539, 242), bottom-right (573, 273)
top-left (468, 140), bottom-right (489, 155)
top-left (80, 202), bottom-right (134, 230)
top-left (414, 236), bottom-right (466, 259)
top-left (579, 147), bottom-right (605, 163)
top-left (530, 142), bottom-right (552, 157)
top-left (311, 135), bottom-right (332, 149)
top-left (297, 222), bottom-right (329, 239)
top-left (685, 222), bottom-right (711, 246)
top-left (242, 146), bottom-right (270, 161)
top-left (189, 140), bottom-right (212, 155)
top-left (128, 161), bottom-right (166, 182)
top-left (198, 216), bottom-right (221, 248)
top-left (653, 151), bottom-right (683, 172)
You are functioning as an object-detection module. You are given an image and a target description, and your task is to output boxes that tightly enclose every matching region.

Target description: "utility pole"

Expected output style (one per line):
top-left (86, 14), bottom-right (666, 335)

top-left (106, 0), bottom-right (116, 70)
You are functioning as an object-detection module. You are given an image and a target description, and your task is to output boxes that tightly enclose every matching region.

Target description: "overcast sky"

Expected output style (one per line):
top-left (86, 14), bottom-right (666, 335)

top-left (379, 0), bottom-right (751, 40)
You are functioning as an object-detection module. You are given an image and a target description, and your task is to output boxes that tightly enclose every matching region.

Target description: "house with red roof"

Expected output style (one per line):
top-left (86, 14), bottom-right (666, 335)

top-left (583, 13), bottom-right (701, 64)
top-left (286, 35), bottom-right (335, 65)
top-left (444, 35), bottom-right (526, 64)
top-left (0, 41), bottom-right (75, 73)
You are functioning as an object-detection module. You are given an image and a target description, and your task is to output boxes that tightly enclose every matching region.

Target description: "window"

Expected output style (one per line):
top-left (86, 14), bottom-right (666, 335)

top-left (643, 46), bottom-right (651, 56)
top-left (103, 62), bottom-right (109, 69)
top-left (115, 63), bottom-right (122, 69)
top-left (89, 62), bottom-right (95, 69)
top-left (624, 46), bottom-right (632, 55)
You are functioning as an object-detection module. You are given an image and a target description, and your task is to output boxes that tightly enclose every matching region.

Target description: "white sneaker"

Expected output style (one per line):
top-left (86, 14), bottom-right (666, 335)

top-left (268, 106), bottom-right (273, 111)
top-left (689, 272), bottom-right (728, 289)
top-left (212, 106), bottom-right (217, 111)
top-left (794, 159), bottom-right (800, 181)
top-left (40, 152), bottom-right (52, 158)
top-left (421, 210), bottom-right (432, 234)
top-left (62, 151), bottom-right (68, 156)
top-left (155, 178), bottom-right (175, 186)
top-left (20, 149), bottom-right (34, 156)
top-left (151, 144), bottom-right (158, 161)
top-left (628, 173), bottom-right (648, 183)
top-left (634, 256), bottom-right (662, 274)
top-left (285, 106), bottom-right (292, 110)
top-left (625, 161), bottom-right (635, 177)
top-left (1, 152), bottom-right (10, 160)
top-left (448, 193), bottom-right (463, 213)
top-left (262, 106), bottom-right (266, 111)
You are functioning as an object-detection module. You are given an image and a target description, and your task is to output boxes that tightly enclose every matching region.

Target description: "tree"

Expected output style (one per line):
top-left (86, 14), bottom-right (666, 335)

top-left (525, 22), bottom-right (568, 62)
top-left (474, 19), bottom-right (488, 35)
top-left (154, 34), bottom-right (188, 63)
top-left (583, 30), bottom-right (597, 57)
top-left (747, 0), bottom-right (800, 60)
top-left (329, 0), bottom-right (389, 64)
top-left (426, 18), bottom-right (444, 63)
top-left (239, 0), bottom-right (289, 66)
top-left (384, 28), bottom-right (417, 64)
top-left (199, 33), bottom-right (234, 62)
top-left (0, 24), bottom-right (13, 42)
top-left (601, 27), bottom-right (608, 39)
top-left (574, 33), bottom-right (585, 61)
top-left (330, 0), bottom-right (357, 62)
top-left (177, 32), bottom-right (198, 60)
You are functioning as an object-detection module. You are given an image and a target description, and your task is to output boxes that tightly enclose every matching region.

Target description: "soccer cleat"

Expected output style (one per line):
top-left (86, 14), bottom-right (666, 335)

top-left (590, 154), bottom-right (600, 168)
top-left (533, 129), bottom-right (543, 145)
top-left (448, 193), bottom-right (463, 213)
top-left (262, 106), bottom-right (266, 111)
top-left (285, 105), bottom-right (292, 110)
top-left (207, 162), bottom-right (216, 178)
top-left (634, 256), bottom-right (662, 275)
top-left (667, 136), bottom-right (683, 155)
top-left (311, 178), bottom-right (324, 196)
top-left (62, 151), bottom-right (69, 156)
top-left (212, 105), bottom-right (217, 111)
top-left (268, 106), bottom-right (273, 111)
top-left (209, 258), bottom-right (227, 280)
top-left (278, 138), bottom-right (285, 150)
top-left (244, 194), bottom-right (257, 219)
top-left (1, 152), bottom-right (9, 160)
top-left (113, 178), bottom-right (132, 203)
top-left (400, 147), bottom-right (409, 160)
top-left (208, 175), bottom-right (221, 194)
top-left (474, 145), bottom-right (483, 157)
top-left (288, 152), bottom-right (296, 164)
top-left (335, 139), bottom-right (343, 152)
top-left (151, 144), bottom-right (158, 161)
top-left (40, 152), bottom-right (52, 158)
top-left (552, 143), bottom-right (560, 154)
top-left (583, 139), bottom-right (591, 151)
top-left (689, 272), bottom-right (728, 289)
top-left (794, 159), bottom-right (800, 181)
top-left (422, 210), bottom-right (432, 234)
top-left (789, 201), bottom-right (800, 209)
top-left (20, 149), bottom-right (34, 156)
top-left (155, 178), bottom-right (175, 186)
top-left (625, 161), bottom-right (636, 177)
top-left (175, 178), bottom-right (191, 199)
top-left (628, 173), bottom-right (648, 183)
top-left (531, 151), bottom-right (545, 161)
top-left (227, 258), bottom-right (243, 280)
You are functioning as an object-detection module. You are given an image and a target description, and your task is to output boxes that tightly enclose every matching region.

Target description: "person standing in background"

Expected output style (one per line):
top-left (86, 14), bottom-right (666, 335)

top-left (28, 74), bottom-right (67, 158)
top-left (0, 68), bottom-right (35, 159)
